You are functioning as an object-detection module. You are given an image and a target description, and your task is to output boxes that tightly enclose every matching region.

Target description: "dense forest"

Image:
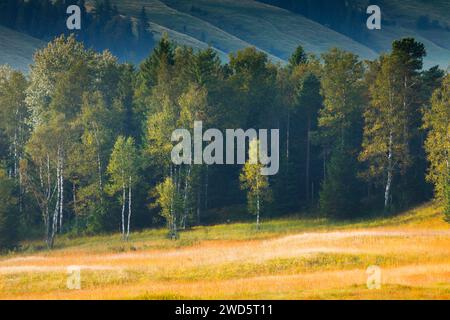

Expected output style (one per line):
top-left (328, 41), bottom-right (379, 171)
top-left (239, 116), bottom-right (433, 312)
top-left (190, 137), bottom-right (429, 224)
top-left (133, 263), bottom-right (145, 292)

top-left (0, 31), bottom-right (448, 250)
top-left (0, 0), bottom-right (154, 62)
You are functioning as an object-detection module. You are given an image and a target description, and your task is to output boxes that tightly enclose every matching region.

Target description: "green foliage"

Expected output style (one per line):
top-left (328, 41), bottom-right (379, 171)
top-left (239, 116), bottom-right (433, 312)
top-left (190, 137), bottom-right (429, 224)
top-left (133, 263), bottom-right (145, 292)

top-left (360, 38), bottom-right (428, 210)
top-left (318, 48), bottom-right (364, 215)
top-left (153, 177), bottom-right (183, 238)
top-left (1, 32), bottom-right (448, 247)
top-left (107, 136), bottom-right (140, 195)
top-left (0, 168), bottom-right (18, 250)
top-left (423, 74), bottom-right (450, 219)
top-left (139, 35), bottom-right (175, 88)
top-left (240, 140), bottom-right (272, 227)
top-left (289, 45), bottom-right (308, 67)
top-left (320, 147), bottom-right (361, 218)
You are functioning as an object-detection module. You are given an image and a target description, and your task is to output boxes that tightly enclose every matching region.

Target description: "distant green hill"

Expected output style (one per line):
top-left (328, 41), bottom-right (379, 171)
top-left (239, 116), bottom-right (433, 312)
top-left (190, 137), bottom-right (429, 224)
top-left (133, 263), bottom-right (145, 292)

top-left (0, 26), bottom-right (44, 72)
top-left (159, 0), bottom-right (377, 60)
top-left (258, 0), bottom-right (450, 68)
top-left (355, 0), bottom-right (450, 68)
top-left (0, 0), bottom-right (448, 70)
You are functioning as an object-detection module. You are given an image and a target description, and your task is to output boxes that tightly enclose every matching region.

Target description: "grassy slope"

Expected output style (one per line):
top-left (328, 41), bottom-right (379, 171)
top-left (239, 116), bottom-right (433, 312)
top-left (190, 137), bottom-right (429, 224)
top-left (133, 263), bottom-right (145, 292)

top-left (355, 0), bottom-right (450, 68)
top-left (149, 22), bottom-right (230, 61)
top-left (161, 0), bottom-right (377, 60)
top-left (0, 203), bottom-right (449, 299)
top-left (0, 26), bottom-right (44, 72)
top-left (1, 0), bottom-right (448, 69)
top-left (105, 0), bottom-right (284, 62)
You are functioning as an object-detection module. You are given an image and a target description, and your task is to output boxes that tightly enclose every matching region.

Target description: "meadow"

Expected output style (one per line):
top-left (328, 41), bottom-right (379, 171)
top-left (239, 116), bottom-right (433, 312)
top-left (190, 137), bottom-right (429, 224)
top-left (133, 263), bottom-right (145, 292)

top-left (0, 203), bottom-right (449, 300)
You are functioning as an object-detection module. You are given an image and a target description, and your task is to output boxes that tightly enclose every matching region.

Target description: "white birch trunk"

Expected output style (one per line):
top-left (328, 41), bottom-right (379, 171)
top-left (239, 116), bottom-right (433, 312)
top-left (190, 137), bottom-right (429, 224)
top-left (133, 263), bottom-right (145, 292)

top-left (126, 176), bottom-right (132, 240)
top-left (256, 174), bottom-right (260, 230)
top-left (121, 183), bottom-right (126, 239)
top-left (385, 131), bottom-right (394, 210)
top-left (59, 152), bottom-right (64, 232)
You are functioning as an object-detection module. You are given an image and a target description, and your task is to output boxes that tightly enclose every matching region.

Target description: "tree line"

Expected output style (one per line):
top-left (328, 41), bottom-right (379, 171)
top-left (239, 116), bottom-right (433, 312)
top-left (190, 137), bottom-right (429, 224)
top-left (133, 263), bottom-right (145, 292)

top-left (0, 0), bottom-right (154, 62)
top-left (0, 34), bottom-right (448, 250)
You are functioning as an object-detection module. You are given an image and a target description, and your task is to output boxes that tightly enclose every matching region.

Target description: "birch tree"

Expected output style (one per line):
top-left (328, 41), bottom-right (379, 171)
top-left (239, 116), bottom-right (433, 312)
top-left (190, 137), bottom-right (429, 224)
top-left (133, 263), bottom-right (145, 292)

top-left (107, 136), bottom-right (139, 240)
top-left (0, 66), bottom-right (29, 213)
top-left (178, 84), bottom-right (209, 228)
top-left (423, 74), bottom-right (450, 219)
top-left (152, 177), bottom-right (182, 239)
top-left (359, 54), bottom-right (410, 211)
top-left (240, 139), bottom-right (272, 229)
top-left (21, 119), bottom-right (68, 248)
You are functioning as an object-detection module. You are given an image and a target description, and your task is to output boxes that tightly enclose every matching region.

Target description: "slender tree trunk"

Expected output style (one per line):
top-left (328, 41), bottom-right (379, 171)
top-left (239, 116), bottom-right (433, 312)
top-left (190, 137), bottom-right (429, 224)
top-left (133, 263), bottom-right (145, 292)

top-left (13, 131), bottom-right (17, 178)
top-left (384, 131), bottom-right (394, 211)
top-left (93, 129), bottom-right (103, 192)
top-left (45, 206), bottom-right (50, 248)
top-left (126, 177), bottom-right (132, 240)
top-left (256, 174), bottom-right (260, 230)
top-left (306, 116), bottom-right (311, 203)
top-left (204, 165), bottom-right (209, 211)
top-left (54, 150), bottom-right (60, 234)
top-left (59, 152), bottom-right (64, 232)
top-left (121, 183), bottom-right (126, 239)
top-left (182, 166), bottom-right (191, 230)
top-left (73, 181), bottom-right (79, 234)
top-left (286, 110), bottom-right (290, 160)
top-left (50, 154), bottom-right (59, 248)
top-left (197, 187), bottom-right (201, 225)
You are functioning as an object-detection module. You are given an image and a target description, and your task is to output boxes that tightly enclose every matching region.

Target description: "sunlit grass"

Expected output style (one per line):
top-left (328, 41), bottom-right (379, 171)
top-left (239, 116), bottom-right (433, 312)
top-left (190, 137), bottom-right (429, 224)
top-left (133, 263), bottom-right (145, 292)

top-left (0, 202), bottom-right (448, 299)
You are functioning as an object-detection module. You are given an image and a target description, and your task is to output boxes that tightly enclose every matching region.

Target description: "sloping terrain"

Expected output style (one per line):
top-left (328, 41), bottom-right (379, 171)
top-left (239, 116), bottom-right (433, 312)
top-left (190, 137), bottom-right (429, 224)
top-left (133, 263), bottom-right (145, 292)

top-left (357, 0), bottom-right (450, 68)
top-left (160, 0), bottom-right (377, 60)
top-left (0, 26), bottom-right (44, 72)
top-left (0, 203), bottom-right (449, 299)
top-left (0, 0), bottom-right (448, 70)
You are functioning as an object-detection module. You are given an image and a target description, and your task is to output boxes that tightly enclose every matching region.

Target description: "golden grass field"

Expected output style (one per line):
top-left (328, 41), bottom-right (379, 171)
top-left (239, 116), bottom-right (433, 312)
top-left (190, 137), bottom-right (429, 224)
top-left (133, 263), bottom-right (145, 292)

top-left (0, 203), bottom-right (449, 300)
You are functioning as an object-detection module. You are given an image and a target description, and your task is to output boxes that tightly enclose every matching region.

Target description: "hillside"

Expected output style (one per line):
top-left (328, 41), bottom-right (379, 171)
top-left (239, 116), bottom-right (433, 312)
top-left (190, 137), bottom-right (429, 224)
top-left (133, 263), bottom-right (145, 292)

top-left (356, 0), bottom-right (450, 68)
top-left (259, 0), bottom-right (450, 68)
top-left (0, 26), bottom-right (44, 72)
top-left (0, 203), bottom-right (449, 299)
top-left (1, 0), bottom-right (448, 70)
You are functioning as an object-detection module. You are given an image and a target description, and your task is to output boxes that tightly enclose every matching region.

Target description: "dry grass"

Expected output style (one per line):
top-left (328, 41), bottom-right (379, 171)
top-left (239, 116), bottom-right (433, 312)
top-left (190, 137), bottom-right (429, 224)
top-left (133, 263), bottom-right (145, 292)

top-left (0, 203), bottom-right (449, 300)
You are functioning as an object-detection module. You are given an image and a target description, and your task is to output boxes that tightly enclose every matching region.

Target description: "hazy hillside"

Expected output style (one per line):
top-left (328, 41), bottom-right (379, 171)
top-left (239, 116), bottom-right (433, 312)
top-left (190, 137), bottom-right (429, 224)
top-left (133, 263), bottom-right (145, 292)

top-left (160, 0), bottom-right (377, 60)
top-left (259, 0), bottom-right (450, 68)
top-left (0, 26), bottom-right (44, 72)
top-left (0, 0), bottom-right (448, 70)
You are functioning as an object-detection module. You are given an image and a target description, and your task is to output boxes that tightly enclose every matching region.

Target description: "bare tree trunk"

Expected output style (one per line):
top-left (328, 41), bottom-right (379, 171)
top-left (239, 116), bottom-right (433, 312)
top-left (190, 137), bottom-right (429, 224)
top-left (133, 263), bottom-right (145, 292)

top-left (306, 116), bottom-right (311, 203)
top-left (204, 165), bottom-right (209, 211)
top-left (51, 153), bottom-right (60, 247)
top-left (197, 187), bottom-right (201, 225)
top-left (54, 150), bottom-right (61, 234)
top-left (93, 128), bottom-right (103, 192)
top-left (59, 152), bottom-right (64, 232)
top-left (384, 131), bottom-right (394, 211)
top-left (286, 110), bottom-right (290, 160)
top-left (126, 177), bottom-right (132, 240)
top-left (256, 174), bottom-right (260, 230)
top-left (73, 180), bottom-right (78, 234)
top-left (13, 131), bottom-right (17, 178)
top-left (97, 151), bottom-right (103, 191)
top-left (121, 183), bottom-right (126, 239)
top-left (182, 166), bottom-right (191, 230)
